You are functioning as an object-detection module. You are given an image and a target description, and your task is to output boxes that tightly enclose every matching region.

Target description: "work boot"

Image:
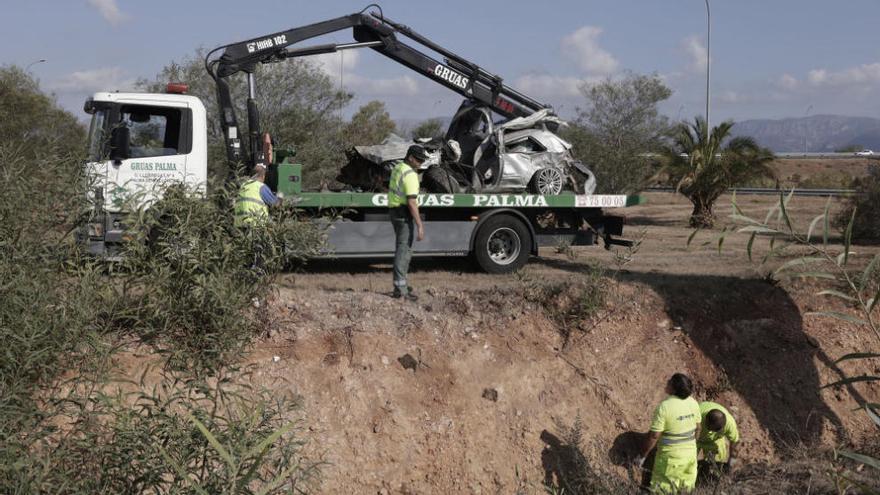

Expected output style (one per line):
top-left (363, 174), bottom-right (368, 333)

top-left (392, 287), bottom-right (418, 302)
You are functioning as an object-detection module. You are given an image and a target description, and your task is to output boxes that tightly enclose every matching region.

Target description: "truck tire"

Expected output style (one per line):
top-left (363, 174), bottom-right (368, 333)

top-left (473, 215), bottom-right (532, 273)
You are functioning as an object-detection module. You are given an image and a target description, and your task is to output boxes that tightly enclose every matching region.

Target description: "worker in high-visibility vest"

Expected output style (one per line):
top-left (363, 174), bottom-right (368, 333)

top-left (635, 373), bottom-right (702, 494)
top-left (388, 144), bottom-right (427, 301)
top-left (235, 134), bottom-right (279, 227)
top-left (697, 401), bottom-right (740, 478)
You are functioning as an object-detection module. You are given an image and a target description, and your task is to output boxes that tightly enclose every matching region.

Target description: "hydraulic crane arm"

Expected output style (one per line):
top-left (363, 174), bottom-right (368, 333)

top-left (205, 7), bottom-right (553, 171)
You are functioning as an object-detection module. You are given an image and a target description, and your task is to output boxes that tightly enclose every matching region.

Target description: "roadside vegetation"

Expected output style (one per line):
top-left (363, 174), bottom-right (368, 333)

top-left (837, 163), bottom-right (880, 241)
top-left (662, 117), bottom-right (776, 228)
top-left (564, 72), bottom-right (672, 194)
top-left (702, 191), bottom-right (880, 490)
top-left (1, 64), bottom-right (323, 493)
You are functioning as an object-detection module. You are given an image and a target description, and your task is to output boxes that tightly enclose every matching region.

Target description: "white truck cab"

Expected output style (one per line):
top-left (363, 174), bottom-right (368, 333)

top-left (81, 86), bottom-right (208, 256)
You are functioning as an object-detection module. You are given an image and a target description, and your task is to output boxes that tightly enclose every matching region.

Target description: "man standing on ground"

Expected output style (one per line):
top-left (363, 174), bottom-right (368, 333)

top-left (234, 133), bottom-right (279, 227)
top-left (388, 145), bottom-right (427, 301)
top-left (697, 401), bottom-right (740, 479)
top-left (636, 373), bottom-right (702, 494)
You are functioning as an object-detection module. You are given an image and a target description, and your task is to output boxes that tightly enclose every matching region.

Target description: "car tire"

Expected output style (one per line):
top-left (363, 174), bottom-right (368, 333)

top-left (529, 167), bottom-right (564, 195)
top-left (423, 165), bottom-right (455, 193)
top-left (473, 215), bottom-right (532, 273)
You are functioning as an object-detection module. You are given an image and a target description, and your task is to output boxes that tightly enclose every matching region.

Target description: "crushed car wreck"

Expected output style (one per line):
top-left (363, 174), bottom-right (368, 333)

top-left (337, 103), bottom-right (597, 196)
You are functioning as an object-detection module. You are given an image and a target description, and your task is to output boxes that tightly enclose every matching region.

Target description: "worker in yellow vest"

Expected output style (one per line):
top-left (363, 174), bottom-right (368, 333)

top-left (388, 145), bottom-right (427, 301)
top-left (636, 373), bottom-right (702, 494)
top-left (235, 134), bottom-right (279, 227)
top-left (697, 401), bottom-right (740, 478)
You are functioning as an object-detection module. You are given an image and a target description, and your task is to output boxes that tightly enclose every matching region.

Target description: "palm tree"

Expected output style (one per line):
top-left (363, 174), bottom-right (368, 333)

top-left (662, 117), bottom-right (775, 228)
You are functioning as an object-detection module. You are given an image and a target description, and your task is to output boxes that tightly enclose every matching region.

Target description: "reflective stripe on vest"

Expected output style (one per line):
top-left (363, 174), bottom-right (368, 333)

top-left (388, 162), bottom-right (416, 208)
top-left (660, 429), bottom-right (696, 445)
top-left (234, 180), bottom-right (268, 226)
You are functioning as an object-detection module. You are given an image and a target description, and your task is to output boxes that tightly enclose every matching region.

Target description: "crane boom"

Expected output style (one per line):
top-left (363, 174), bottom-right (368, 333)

top-left (206, 8), bottom-right (553, 171)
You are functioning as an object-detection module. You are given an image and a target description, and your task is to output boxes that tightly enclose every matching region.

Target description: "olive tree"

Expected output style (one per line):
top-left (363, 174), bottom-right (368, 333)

top-left (137, 50), bottom-right (352, 185)
top-left (410, 118), bottom-right (444, 140)
top-left (564, 72), bottom-right (671, 194)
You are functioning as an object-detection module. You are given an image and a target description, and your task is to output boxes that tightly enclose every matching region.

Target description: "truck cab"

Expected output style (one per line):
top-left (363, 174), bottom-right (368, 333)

top-left (80, 87), bottom-right (208, 256)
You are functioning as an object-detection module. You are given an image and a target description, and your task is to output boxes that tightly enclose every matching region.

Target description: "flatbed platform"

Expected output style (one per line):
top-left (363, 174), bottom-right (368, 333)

top-left (284, 192), bottom-right (644, 209)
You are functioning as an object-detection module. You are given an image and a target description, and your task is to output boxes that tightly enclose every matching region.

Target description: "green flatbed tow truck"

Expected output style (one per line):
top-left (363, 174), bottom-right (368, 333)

top-left (277, 162), bottom-right (641, 273)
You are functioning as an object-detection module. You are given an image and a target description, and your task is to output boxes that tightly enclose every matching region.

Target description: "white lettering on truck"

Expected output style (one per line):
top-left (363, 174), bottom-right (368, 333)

top-left (246, 34), bottom-right (288, 53)
top-left (433, 64), bottom-right (469, 90)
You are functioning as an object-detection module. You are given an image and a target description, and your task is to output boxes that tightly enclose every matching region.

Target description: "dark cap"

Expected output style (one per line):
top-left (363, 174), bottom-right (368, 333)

top-left (406, 144), bottom-right (429, 162)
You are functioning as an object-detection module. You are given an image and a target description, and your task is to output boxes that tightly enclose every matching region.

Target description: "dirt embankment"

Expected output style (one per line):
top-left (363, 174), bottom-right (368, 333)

top-left (240, 258), bottom-right (877, 493)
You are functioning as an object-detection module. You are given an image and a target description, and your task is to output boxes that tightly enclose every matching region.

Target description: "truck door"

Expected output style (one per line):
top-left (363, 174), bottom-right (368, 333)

top-left (105, 105), bottom-right (192, 211)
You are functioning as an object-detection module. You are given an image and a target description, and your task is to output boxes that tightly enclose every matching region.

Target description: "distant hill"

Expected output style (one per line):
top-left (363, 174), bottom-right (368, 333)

top-left (731, 115), bottom-right (880, 152)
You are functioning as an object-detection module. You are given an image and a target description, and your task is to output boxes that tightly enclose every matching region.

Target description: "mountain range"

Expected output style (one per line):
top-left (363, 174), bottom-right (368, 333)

top-left (395, 114), bottom-right (880, 153)
top-left (730, 115), bottom-right (880, 152)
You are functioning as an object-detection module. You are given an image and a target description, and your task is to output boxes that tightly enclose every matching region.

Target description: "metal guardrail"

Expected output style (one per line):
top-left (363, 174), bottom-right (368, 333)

top-left (644, 186), bottom-right (858, 197)
top-left (775, 152), bottom-right (878, 159)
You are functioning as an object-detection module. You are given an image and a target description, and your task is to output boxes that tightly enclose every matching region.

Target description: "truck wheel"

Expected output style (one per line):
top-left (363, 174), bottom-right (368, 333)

top-left (473, 215), bottom-right (532, 273)
top-left (529, 167), bottom-right (564, 195)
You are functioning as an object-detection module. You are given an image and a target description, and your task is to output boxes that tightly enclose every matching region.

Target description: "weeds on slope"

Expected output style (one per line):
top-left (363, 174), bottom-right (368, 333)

top-left (1, 136), bottom-right (323, 492)
top-left (518, 263), bottom-right (606, 349)
top-left (698, 190), bottom-right (880, 489)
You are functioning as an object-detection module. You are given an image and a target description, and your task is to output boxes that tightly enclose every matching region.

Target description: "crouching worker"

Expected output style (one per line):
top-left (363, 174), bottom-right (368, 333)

top-left (636, 373), bottom-right (701, 494)
top-left (697, 401), bottom-right (740, 480)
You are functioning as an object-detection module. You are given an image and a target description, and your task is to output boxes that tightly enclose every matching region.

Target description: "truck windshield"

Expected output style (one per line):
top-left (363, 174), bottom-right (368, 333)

top-left (87, 109), bottom-right (108, 162)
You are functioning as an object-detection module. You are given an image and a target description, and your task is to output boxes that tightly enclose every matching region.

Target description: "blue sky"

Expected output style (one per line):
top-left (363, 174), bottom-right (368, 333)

top-left (5, 0), bottom-right (880, 123)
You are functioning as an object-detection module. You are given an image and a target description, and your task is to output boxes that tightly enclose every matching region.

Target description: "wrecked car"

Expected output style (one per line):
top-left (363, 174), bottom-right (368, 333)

top-left (337, 103), bottom-right (597, 196)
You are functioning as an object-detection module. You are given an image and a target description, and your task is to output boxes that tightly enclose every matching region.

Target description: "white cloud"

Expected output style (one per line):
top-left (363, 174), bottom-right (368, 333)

top-left (807, 63), bottom-right (880, 87)
top-left (48, 67), bottom-right (135, 93)
top-left (560, 26), bottom-right (619, 75)
top-left (346, 74), bottom-right (420, 96)
top-left (682, 35), bottom-right (708, 73)
top-left (87, 0), bottom-right (129, 26)
top-left (512, 74), bottom-right (603, 99)
top-left (777, 73), bottom-right (799, 90)
top-left (312, 50), bottom-right (360, 80)
top-left (311, 49), bottom-right (419, 97)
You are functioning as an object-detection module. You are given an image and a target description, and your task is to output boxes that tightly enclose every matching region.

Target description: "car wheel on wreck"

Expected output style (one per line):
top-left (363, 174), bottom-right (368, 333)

top-left (423, 166), bottom-right (456, 194)
top-left (473, 215), bottom-right (532, 273)
top-left (529, 167), bottom-right (564, 195)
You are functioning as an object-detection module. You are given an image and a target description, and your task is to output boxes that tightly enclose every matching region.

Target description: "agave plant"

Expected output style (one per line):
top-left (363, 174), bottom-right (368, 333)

top-left (663, 117), bottom-right (776, 228)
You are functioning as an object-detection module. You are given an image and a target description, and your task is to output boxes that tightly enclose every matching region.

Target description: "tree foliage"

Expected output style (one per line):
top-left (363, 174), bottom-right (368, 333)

top-left (137, 50), bottom-right (352, 186)
top-left (663, 118), bottom-right (775, 228)
top-left (0, 65), bottom-right (85, 157)
top-left (1, 73), bottom-right (321, 492)
top-left (836, 164), bottom-right (880, 241)
top-left (563, 73), bottom-right (671, 194)
top-left (411, 118), bottom-right (444, 140)
top-left (341, 100), bottom-right (396, 147)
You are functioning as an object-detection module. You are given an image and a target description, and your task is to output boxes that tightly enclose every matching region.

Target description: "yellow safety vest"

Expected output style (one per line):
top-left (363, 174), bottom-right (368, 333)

top-left (650, 395), bottom-right (701, 459)
top-left (388, 161), bottom-right (418, 208)
top-left (234, 179), bottom-right (268, 227)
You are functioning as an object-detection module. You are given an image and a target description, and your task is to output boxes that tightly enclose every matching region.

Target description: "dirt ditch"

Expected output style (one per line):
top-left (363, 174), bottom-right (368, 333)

top-left (241, 266), bottom-right (877, 493)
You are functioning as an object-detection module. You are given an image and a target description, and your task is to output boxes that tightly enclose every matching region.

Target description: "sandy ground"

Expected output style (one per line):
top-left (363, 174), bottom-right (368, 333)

top-left (203, 191), bottom-right (879, 493)
top-left (771, 157), bottom-right (874, 184)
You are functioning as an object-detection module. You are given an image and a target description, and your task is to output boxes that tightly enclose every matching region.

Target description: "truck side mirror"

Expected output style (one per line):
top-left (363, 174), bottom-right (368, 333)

top-left (109, 126), bottom-right (130, 164)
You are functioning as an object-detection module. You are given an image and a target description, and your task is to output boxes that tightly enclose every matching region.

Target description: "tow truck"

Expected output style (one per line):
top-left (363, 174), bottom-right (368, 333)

top-left (82, 6), bottom-right (640, 273)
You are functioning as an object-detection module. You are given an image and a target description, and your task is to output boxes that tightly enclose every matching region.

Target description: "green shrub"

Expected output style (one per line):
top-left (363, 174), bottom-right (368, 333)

top-left (114, 180), bottom-right (324, 370)
top-left (836, 164), bottom-right (880, 241)
top-left (6, 366), bottom-right (320, 494)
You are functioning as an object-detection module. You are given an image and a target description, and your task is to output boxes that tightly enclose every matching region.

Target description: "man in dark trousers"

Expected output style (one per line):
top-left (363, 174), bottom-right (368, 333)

top-left (388, 145), bottom-right (427, 301)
